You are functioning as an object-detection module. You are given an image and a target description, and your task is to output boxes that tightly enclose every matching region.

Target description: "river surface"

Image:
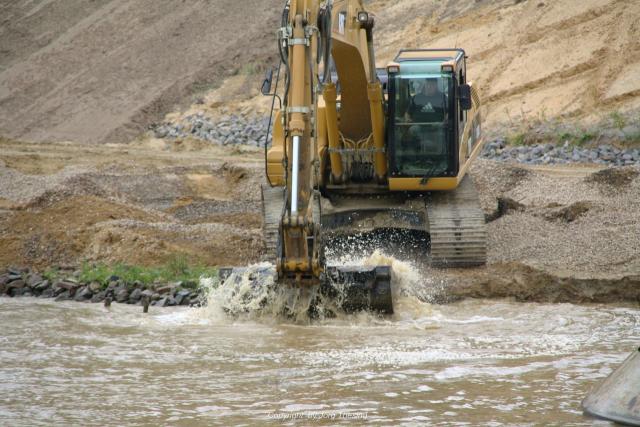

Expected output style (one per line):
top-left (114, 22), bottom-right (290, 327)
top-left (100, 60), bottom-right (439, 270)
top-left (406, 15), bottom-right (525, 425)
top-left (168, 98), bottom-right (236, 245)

top-left (1, 290), bottom-right (638, 426)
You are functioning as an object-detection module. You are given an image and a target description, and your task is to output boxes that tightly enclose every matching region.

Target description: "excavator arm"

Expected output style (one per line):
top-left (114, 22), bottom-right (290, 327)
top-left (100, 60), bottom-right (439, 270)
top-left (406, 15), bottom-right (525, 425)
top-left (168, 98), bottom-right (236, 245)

top-left (276, 0), bottom-right (386, 281)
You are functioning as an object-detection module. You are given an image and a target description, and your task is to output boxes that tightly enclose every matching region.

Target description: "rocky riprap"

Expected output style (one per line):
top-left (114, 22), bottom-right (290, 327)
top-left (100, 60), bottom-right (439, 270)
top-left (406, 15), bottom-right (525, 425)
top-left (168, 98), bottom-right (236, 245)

top-left (0, 267), bottom-right (208, 308)
top-left (153, 112), bottom-right (272, 148)
top-left (481, 140), bottom-right (640, 166)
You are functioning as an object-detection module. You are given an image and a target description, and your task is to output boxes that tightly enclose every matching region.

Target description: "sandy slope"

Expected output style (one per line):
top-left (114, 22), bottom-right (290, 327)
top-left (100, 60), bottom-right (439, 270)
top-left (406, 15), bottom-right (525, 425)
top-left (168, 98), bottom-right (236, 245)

top-left (2, 0), bottom-right (638, 145)
top-left (368, 0), bottom-right (640, 130)
top-left (0, 0), bottom-right (282, 144)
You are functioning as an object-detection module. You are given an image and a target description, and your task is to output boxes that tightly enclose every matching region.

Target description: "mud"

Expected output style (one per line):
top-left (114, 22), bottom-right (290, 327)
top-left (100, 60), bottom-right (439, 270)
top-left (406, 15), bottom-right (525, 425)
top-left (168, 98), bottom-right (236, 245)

top-left (1, 137), bottom-right (638, 304)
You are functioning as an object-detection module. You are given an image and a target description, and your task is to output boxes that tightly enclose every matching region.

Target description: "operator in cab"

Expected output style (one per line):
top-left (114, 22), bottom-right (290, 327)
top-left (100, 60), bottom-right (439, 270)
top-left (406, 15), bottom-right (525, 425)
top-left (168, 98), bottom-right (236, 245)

top-left (405, 78), bottom-right (445, 122)
top-left (403, 78), bottom-right (446, 153)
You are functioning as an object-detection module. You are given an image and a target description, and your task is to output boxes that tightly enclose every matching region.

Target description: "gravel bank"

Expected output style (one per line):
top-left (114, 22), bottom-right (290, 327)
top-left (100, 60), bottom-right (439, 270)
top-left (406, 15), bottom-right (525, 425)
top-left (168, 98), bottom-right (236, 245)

top-left (153, 112), bottom-right (640, 169)
top-left (153, 112), bottom-right (272, 148)
top-left (481, 139), bottom-right (640, 166)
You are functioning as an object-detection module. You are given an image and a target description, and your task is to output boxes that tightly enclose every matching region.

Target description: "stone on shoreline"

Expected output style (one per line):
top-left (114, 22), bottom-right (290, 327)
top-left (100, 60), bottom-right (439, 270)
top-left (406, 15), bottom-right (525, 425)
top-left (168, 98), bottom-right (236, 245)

top-left (0, 267), bottom-right (207, 309)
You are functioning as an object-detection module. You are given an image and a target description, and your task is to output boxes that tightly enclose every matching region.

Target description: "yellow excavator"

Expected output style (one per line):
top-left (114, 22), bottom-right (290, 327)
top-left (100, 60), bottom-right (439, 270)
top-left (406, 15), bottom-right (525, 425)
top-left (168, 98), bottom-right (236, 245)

top-left (220, 0), bottom-right (486, 315)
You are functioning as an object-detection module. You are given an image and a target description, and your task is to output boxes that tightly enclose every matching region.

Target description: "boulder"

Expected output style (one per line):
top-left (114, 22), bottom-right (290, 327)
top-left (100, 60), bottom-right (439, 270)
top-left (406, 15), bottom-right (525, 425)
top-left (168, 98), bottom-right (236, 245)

top-left (56, 280), bottom-right (81, 292)
top-left (55, 291), bottom-right (71, 301)
top-left (10, 287), bottom-right (27, 297)
top-left (35, 280), bottom-right (51, 292)
top-left (175, 290), bottom-right (191, 305)
top-left (155, 284), bottom-right (175, 295)
top-left (40, 288), bottom-right (55, 298)
top-left (74, 286), bottom-right (93, 302)
top-left (115, 288), bottom-right (129, 303)
top-left (128, 288), bottom-right (142, 304)
top-left (91, 291), bottom-right (107, 303)
top-left (155, 297), bottom-right (169, 307)
top-left (7, 279), bottom-right (25, 290)
top-left (26, 274), bottom-right (44, 288)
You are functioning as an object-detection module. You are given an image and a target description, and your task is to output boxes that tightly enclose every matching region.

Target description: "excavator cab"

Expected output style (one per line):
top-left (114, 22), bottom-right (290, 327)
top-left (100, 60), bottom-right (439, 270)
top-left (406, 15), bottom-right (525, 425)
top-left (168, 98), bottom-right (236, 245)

top-left (386, 49), bottom-right (471, 181)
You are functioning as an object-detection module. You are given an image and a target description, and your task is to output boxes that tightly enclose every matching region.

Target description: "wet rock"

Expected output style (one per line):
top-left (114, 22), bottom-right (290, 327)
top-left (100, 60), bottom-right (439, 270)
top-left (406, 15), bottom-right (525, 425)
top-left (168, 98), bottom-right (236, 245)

top-left (140, 289), bottom-right (154, 300)
top-left (7, 267), bottom-right (25, 276)
top-left (41, 288), bottom-right (55, 298)
top-left (57, 280), bottom-right (81, 292)
top-left (128, 288), bottom-right (142, 304)
top-left (0, 274), bottom-right (9, 286)
top-left (156, 284), bottom-right (175, 295)
top-left (175, 290), bottom-right (191, 305)
top-left (115, 288), bottom-right (129, 303)
top-left (7, 279), bottom-right (25, 290)
top-left (154, 297), bottom-right (169, 307)
top-left (55, 291), bottom-right (71, 301)
top-left (74, 286), bottom-right (93, 302)
top-left (91, 291), bottom-right (107, 303)
top-left (10, 287), bottom-right (27, 297)
top-left (35, 280), bottom-right (51, 292)
top-left (26, 274), bottom-right (43, 288)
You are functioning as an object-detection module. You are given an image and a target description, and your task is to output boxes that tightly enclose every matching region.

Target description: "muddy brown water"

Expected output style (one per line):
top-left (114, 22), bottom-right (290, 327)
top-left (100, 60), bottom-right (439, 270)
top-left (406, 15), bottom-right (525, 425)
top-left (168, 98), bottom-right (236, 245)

top-left (1, 283), bottom-right (638, 426)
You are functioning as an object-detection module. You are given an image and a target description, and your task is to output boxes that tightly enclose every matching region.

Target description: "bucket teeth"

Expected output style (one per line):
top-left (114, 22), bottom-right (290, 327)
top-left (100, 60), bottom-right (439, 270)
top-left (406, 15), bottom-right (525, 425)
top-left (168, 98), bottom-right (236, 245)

top-left (321, 265), bottom-right (393, 314)
top-left (218, 265), bottom-right (394, 315)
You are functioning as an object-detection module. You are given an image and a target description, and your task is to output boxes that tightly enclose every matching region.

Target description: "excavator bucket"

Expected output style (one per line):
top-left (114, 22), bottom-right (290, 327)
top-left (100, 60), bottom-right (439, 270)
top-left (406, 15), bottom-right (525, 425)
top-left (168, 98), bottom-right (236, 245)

top-left (217, 265), bottom-right (393, 316)
top-left (320, 265), bottom-right (393, 314)
top-left (582, 347), bottom-right (640, 425)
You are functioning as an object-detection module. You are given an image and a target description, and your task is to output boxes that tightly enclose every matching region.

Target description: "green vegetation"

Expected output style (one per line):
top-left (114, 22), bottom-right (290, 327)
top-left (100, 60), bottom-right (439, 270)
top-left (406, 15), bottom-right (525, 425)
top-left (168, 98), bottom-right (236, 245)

top-left (44, 255), bottom-right (217, 287)
top-left (556, 129), bottom-right (595, 146)
top-left (610, 111), bottom-right (626, 130)
top-left (506, 132), bottom-right (526, 146)
top-left (240, 62), bottom-right (260, 76)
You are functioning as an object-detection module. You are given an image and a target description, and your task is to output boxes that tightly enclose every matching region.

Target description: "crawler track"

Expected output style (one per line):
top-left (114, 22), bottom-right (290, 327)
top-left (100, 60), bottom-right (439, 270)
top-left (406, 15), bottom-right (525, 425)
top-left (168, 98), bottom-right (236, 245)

top-left (427, 175), bottom-right (487, 267)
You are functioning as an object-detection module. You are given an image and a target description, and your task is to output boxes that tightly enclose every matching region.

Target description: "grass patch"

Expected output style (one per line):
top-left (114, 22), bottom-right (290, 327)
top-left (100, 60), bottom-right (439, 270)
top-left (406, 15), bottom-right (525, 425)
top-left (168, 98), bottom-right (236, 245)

top-left (557, 129), bottom-right (595, 146)
top-left (610, 111), bottom-right (626, 130)
top-left (239, 62), bottom-right (261, 76)
top-left (78, 255), bottom-right (218, 287)
top-left (506, 132), bottom-right (526, 146)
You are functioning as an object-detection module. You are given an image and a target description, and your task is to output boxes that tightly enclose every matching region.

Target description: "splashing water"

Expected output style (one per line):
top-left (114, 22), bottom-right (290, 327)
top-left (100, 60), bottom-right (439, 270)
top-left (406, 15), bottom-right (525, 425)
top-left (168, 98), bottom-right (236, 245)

top-left (194, 249), bottom-right (444, 324)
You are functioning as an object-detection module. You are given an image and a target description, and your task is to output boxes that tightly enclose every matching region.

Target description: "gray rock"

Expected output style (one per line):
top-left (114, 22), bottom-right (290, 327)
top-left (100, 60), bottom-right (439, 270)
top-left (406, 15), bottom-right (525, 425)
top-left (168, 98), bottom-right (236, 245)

top-left (10, 287), bottom-right (27, 297)
top-left (57, 281), bottom-right (80, 292)
top-left (26, 274), bottom-right (43, 288)
top-left (156, 284), bottom-right (175, 295)
top-left (155, 297), bottom-right (169, 307)
top-left (115, 288), bottom-right (129, 303)
top-left (74, 287), bottom-right (93, 302)
top-left (175, 290), bottom-right (191, 305)
top-left (55, 291), bottom-right (71, 301)
top-left (91, 291), bottom-right (107, 303)
top-left (35, 280), bottom-right (51, 292)
top-left (41, 288), bottom-right (55, 298)
top-left (129, 288), bottom-right (142, 303)
top-left (7, 278), bottom-right (26, 289)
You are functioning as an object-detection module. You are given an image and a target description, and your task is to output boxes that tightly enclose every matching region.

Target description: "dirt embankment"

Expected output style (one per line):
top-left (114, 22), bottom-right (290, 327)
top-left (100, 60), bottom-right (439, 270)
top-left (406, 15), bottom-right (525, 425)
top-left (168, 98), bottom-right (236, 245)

top-left (0, 138), bottom-right (265, 269)
top-left (1, 137), bottom-right (639, 303)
